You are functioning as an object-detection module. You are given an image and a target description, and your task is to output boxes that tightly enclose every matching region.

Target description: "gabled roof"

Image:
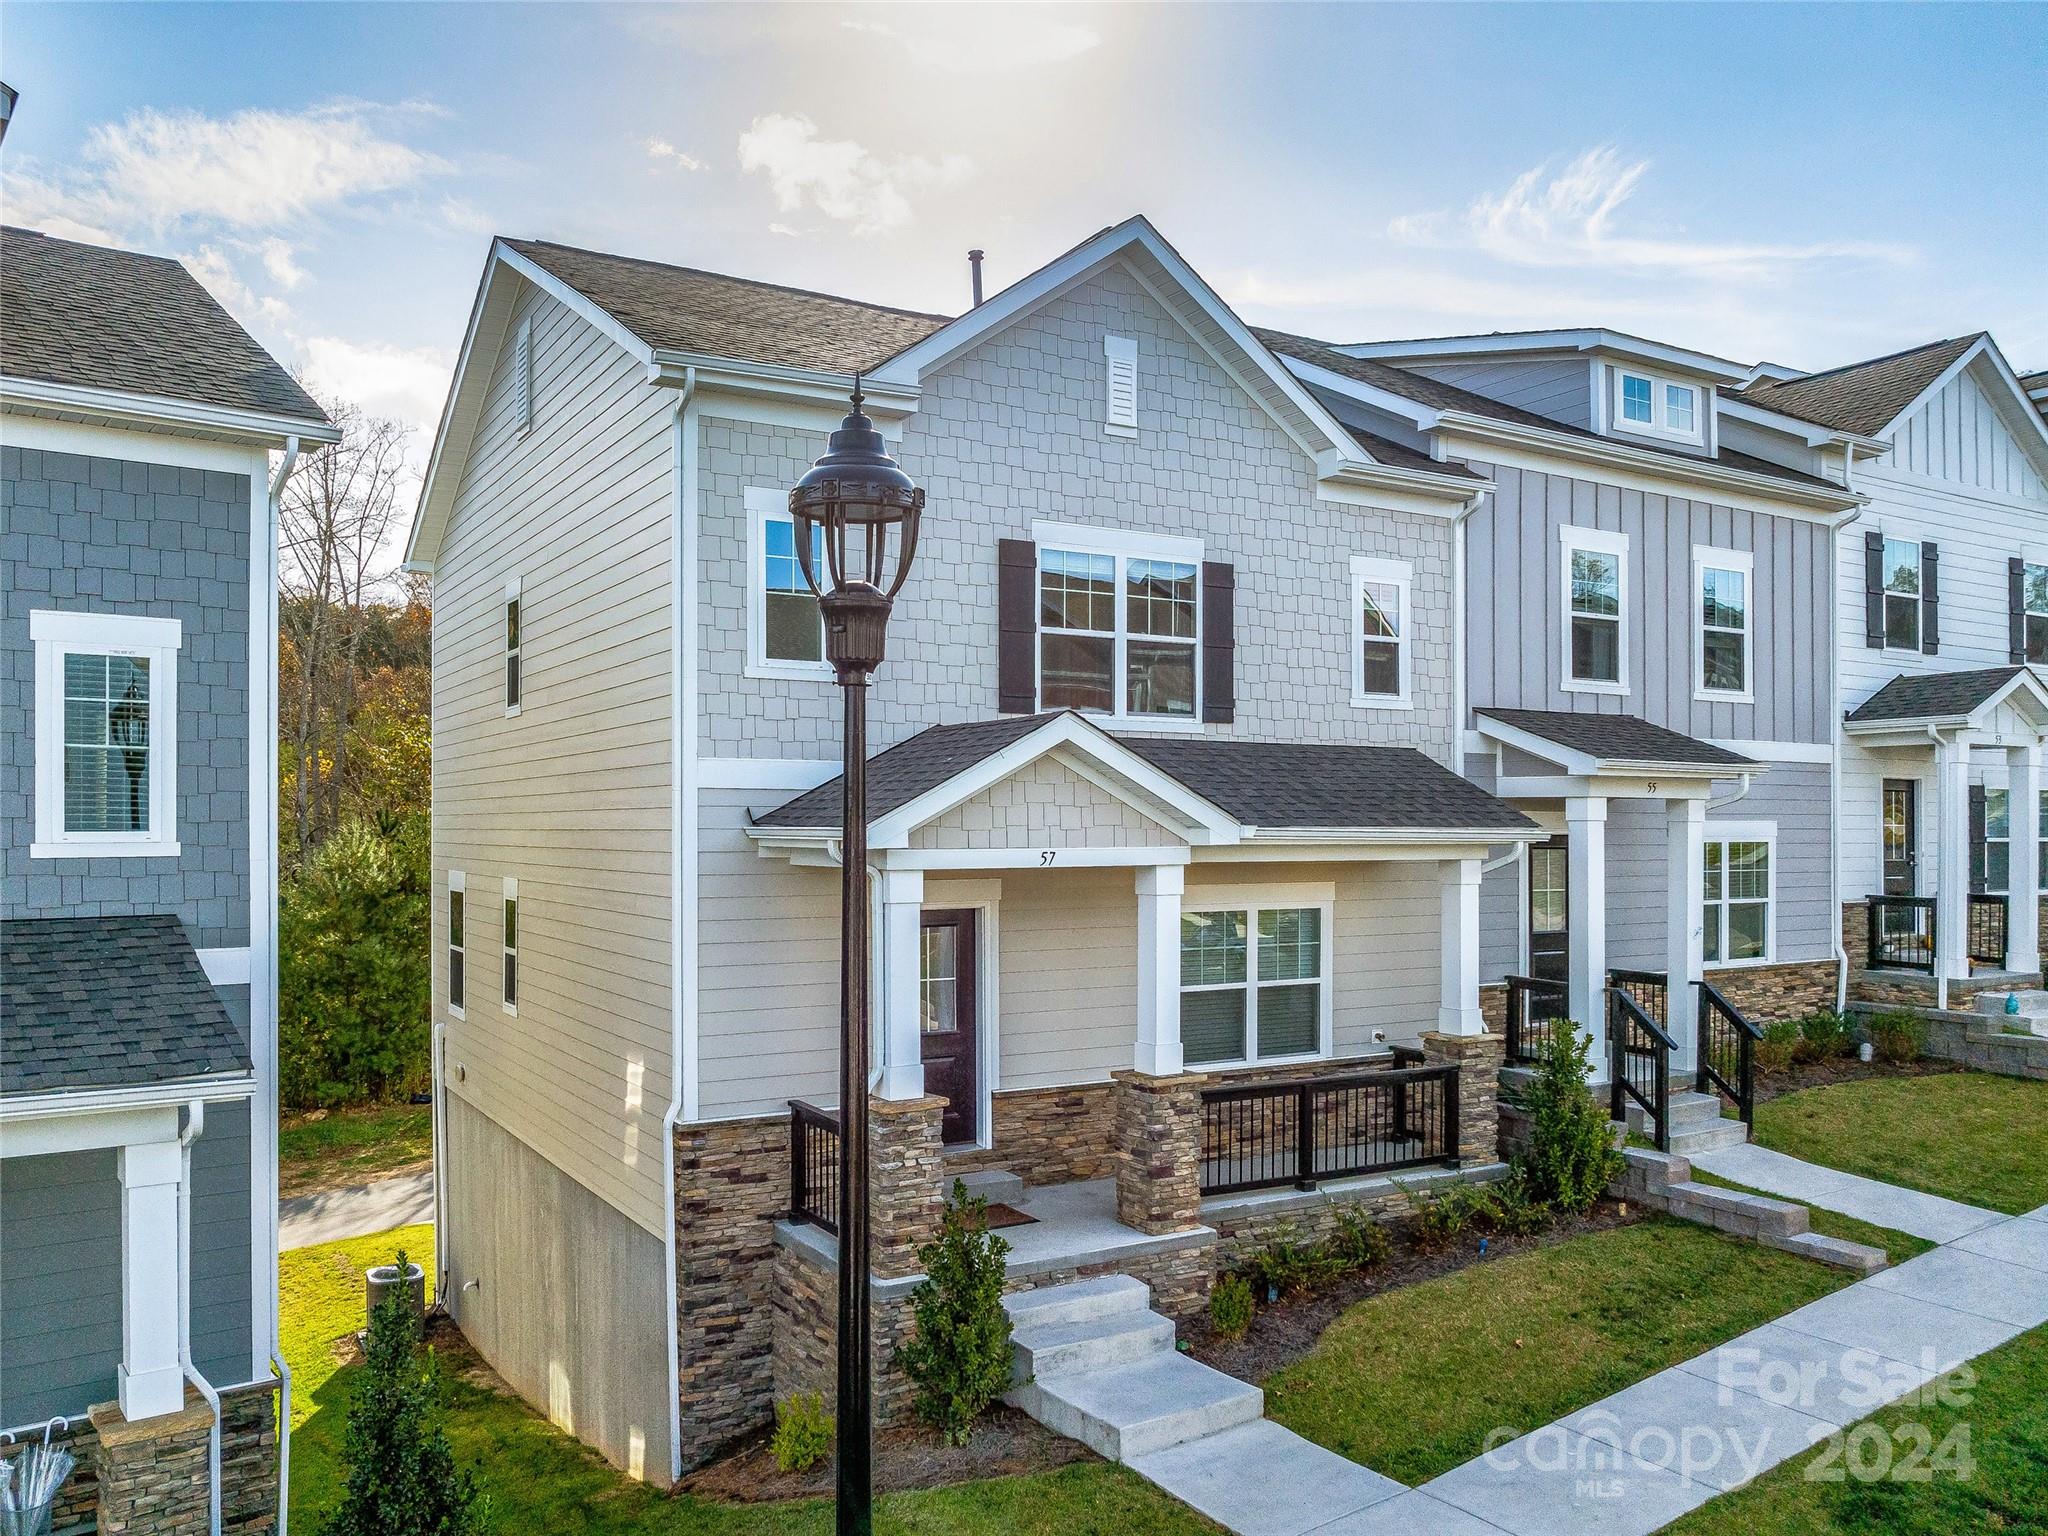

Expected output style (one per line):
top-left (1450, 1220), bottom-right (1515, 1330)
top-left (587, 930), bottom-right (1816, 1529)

top-left (1, 914), bottom-right (251, 1097)
top-left (1843, 666), bottom-right (2048, 728)
top-left (1476, 709), bottom-right (1758, 777)
top-left (0, 225), bottom-right (332, 433)
top-left (1731, 335), bottom-right (1983, 437)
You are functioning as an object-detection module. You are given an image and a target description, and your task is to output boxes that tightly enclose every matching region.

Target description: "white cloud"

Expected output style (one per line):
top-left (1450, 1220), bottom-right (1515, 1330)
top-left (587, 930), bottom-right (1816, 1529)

top-left (185, 243), bottom-right (293, 329)
top-left (300, 334), bottom-right (454, 445)
top-left (644, 136), bottom-right (705, 173)
top-left (737, 113), bottom-right (971, 235)
top-left (767, 222), bottom-right (804, 239)
top-left (1391, 147), bottom-right (1911, 278)
top-left (257, 236), bottom-right (306, 290)
top-left (838, 14), bottom-right (1101, 70)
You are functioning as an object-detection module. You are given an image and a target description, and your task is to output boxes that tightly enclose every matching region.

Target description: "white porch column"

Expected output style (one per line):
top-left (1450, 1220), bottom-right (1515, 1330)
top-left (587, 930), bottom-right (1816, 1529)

top-left (116, 1139), bottom-right (186, 1420)
top-left (1935, 737), bottom-right (1971, 993)
top-left (1666, 797), bottom-right (1706, 1069)
top-left (1436, 857), bottom-right (1486, 1036)
top-left (1566, 796), bottom-right (1609, 1067)
top-left (876, 867), bottom-right (926, 1100)
top-left (2009, 745), bottom-right (2042, 976)
top-left (1134, 865), bottom-right (1185, 1075)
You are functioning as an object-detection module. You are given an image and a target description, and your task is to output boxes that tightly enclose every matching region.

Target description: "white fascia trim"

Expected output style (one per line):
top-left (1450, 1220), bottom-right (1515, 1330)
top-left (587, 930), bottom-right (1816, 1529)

top-left (1243, 826), bottom-right (1548, 848)
top-left (1340, 329), bottom-right (1749, 382)
top-left (1715, 394), bottom-right (1888, 455)
top-left (0, 414), bottom-right (274, 477)
top-left (1884, 336), bottom-right (2048, 472)
top-left (0, 1075), bottom-right (258, 1126)
top-left (1472, 712), bottom-right (1767, 784)
top-left (648, 354), bottom-right (920, 417)
top-left (495, 242), bottom-right (656, 371)
top-left (196, 947), bottom-right (253, 986)
top-left (1273, 354), bottom-right (1440, 429)
top-left (0, 375), bottom-right (337, 448)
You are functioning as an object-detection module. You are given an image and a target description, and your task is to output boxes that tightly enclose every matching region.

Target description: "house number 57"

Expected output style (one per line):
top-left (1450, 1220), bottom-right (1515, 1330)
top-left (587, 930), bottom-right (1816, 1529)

top-left (1039, 850), bottom-right (1057, 865)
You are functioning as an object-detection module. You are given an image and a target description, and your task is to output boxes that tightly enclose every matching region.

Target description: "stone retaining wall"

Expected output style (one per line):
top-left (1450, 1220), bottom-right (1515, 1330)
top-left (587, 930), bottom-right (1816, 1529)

top-left (1205, 1163), bottom-right (1504, 1271)
top-left (1845, 1002), bottom-right (2048, 1080)
top-left (940, 1084), bottom-right (1114, 1186)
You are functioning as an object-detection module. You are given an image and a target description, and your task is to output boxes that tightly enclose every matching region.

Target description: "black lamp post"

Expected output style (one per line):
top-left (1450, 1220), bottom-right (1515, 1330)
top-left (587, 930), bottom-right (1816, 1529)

top-left (789, 383), bottom-right (924, 1536)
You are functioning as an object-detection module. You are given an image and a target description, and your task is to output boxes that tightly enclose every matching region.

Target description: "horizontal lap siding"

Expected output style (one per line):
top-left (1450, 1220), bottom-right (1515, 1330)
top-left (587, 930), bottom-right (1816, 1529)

top-left (434, 282), bottom-right (675, 1236)
top-left (190, 1097), bottom-right (255, 1384)
top-left (1409, 358), bottom-right (1594, 430)
top-left (1, 1150), bottom-right (121, 1423)
top-left (1717, 764), bottom-right (1833, 963)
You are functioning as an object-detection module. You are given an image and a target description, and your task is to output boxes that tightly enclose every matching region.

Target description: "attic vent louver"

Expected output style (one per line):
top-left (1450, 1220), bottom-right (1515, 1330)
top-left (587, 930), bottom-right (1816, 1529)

top-left (1104, 333), bottom-right (1137, 438)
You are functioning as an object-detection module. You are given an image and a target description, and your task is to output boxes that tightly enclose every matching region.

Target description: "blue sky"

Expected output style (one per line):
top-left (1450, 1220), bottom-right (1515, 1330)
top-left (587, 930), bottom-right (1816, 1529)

top-left (5, 2), bottom-right (2043, 461)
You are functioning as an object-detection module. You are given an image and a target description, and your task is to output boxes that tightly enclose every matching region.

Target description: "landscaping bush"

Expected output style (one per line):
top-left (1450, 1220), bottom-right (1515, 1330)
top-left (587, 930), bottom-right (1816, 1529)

top-left (324, 1248), bottom-right (484, 1536)
top-left (1514, 1028), bottom-right (1623, 1214)
top-left (770, 1392), bottom-right (834, 1473)
top-left (1238, 1223), bottom-right (1343, 1300)
top-left (1755, 1019), bottom-right (1801, 1075)
top-left (1484, 1169), bottom-right (1554, 1236)
top-left (1402, 1182), bottom-right (1502, 1251)
top-left (1209, 1273), bottom-right (1255, 1339)
top-left (895, 1182), bottom-right (1014, 1446)
top-left (1327, 1205), bottom-right (1392, 1270)
top-left (1795, 1010), bottom-right (1856, 1063)
top-left (1867, 1008), bottom-right (1927, 1064)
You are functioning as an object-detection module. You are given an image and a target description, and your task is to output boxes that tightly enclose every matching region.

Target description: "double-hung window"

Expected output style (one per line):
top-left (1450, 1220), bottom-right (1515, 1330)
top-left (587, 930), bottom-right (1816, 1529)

top-left (1882, 538), bottom-right (1922, 651)
top-left (30, 610), bottom-right (181, 859)
top-left (502, 878), bottom-right (519, 1014)
top-left (1694, 548), bottom-right (1752, 700)
top-left (2024, 563), bottom-right (2048, 664)
top-left (1611, 369), bottom-right (1705, 445)
top-left (1179, 898), bottom-right (1330, 1067)
top-left (745, 486), bottom-right (830, 678)
top-left (1035, 523), bottom-right (1200, 722)
top-left (1351, 556), bottom-right (1411, 706)
top-left (505, 577), bottom-right (522, 713)
top-left (1561, 527), bottom-right (1627, 692)
top-left (1703, 834), bottom-right (1772, 964)
top-left (448, 870), bottom-right (467, 1017)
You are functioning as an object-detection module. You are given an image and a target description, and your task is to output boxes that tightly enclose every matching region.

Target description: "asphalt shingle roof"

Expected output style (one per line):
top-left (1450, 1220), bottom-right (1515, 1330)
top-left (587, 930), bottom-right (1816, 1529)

top-left (504, 238), bottom-right (953, 375)
top-left (1, 915), bottom-right (250, 1096)
top-left (1732, 336), bottom-right (1982, 438)
top-left (1845, 667), bottom-right (2031, 725)
top-left (755, 713), bottom-right (1536, 835)
top-left (1478, 709), bottom-right (1756, 770)
top-left (0, 226), bottom-right (330, 423)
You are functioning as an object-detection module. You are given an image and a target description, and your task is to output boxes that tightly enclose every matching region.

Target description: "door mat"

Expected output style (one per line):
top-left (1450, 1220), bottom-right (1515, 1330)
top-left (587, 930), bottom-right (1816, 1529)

top-left (980, 1203), bottom-right (1037, 1230)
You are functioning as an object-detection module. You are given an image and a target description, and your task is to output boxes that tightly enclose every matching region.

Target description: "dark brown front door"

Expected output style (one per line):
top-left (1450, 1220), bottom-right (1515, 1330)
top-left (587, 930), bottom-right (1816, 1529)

top-left (1882, 779), bottom-right (1918, 895)
top-left (920, 910), bottom-right (979, 1147)
top-left (1528, 836), bottom-right (1570, 988)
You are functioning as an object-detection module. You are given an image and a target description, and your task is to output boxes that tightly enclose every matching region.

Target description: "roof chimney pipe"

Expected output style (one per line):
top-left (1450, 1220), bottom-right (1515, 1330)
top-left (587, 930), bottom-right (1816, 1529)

top-left (968, 249), bottom-right (984, 308)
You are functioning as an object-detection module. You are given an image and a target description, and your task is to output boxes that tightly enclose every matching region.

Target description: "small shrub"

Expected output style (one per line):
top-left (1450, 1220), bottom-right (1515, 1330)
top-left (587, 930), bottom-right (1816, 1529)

top-left (1795, 1010), bottom-right (1855, 1063)
top-left (1755, 1019), bottom-right (1801, 1075)
top-left (771, 1392), bottom-right (834, 1473)
top-left (1209, 1273), bottom-right (1255, 1339)
top-left (1484, 1169), bottom-right (1553, 1237)
top-left (1515, 1028), bottom-right (1623, 1215)
top-left (1239, 1224), bottom-right (1342, 1299)
top-left (1403, 1182), bottom-right (1495, 1251)
top-left (1867, 1009), bottom-right (1927, 1065)
top-left (895, 1182), bottom-right (1014, 1447)
top-left (1327, 1205), bottom-right (1392, 1270)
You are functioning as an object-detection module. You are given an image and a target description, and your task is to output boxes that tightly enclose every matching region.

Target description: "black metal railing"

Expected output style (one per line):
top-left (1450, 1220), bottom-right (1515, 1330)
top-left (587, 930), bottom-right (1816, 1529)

top-left (1504, 974), bottom-right (1571, 1065)
top-left (1608, 988), bottom-right (1675, 1152)
top-left (1607, 968), bottom-right (1669, 1031)
top-left (1198, 1063), bottom-right (1461, 1196)
top-left (788, 1100), bottom-right (840, 1234)
top-left (1968, 894), bottom-right (2009, 970)
top-left (1695, 979), bottom-right (1760, 1128)
top-left (1866, 894), bottom-right (1936, 973)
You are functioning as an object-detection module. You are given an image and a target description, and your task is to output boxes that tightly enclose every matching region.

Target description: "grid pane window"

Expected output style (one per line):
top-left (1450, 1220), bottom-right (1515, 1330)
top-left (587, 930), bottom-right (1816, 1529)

top-left (1530, 846), bottom-right (1567, 934)
top-left (1978, 788), bottom-right (2011, 894)
top-left (1570, 548), bottom-right (1622, 683)
top-left (1181, 906), bottom-right (1323, 1067)
top-left (1360, 581), bottom-right (1402, 696)
top-left (920, 925), bottom-right (960, 1033)
top-left (764, 517), bottom-right (826, 662)
top-left (449, 888), bottom-right (466, 1011)
top-left (1039, 546), bottom-right (1195, 718)
top-left (1620, 374), bottom-right (1653, 423)
top-left (1883, 538), bottom-right (1921, 650)
top-left (505, 597), bottom-right (521, 708)
top-left (1700, 565), bottom-right (1747, 693)
top-left (1665, 383), bottom-right (1697, 434)
top-left (63, 653), bottom-right (152, 833)
top-left (502, 893), bottom-right (518, 1009)
top-left (1703, 840), bottom-right (1769, 963)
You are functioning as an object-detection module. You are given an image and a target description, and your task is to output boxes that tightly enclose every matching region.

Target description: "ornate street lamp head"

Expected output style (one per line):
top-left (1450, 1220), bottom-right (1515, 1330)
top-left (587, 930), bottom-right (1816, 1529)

top-left (789, 382), bottom-right (925, 678)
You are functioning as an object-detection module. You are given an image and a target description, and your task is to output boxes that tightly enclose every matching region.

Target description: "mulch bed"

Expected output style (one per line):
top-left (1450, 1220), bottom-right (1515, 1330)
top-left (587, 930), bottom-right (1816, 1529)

top-left (1752, 1056), bottom-right (1961, 1105)
top-left (1186, 1197), bottom-right (1644, 1385)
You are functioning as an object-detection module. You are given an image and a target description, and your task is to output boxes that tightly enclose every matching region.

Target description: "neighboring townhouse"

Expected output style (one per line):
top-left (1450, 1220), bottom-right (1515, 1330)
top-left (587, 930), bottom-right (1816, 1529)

top-left (2022, 369), bottom-right (2047, 425)
top-left (1251, 329), bottom-right (1866, 1076)
top-left (1731, 334), bottom-right (2048, 1009)
top-left (0, 228), bottom-right (336, 1530)
top-left (405, 216), bottom-right (1544, 1479)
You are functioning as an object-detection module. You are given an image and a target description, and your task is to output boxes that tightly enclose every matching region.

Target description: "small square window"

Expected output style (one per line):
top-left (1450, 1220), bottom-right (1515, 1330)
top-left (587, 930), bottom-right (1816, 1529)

top-left (1620, 374), bottom-right (1653, 424)
top-left (1665, 383), bottom-right (1697, 434)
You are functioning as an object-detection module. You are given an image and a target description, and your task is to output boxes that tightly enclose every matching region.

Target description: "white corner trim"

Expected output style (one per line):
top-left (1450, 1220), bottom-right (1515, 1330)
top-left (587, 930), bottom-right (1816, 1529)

top-left (196, 947), bottom-right (253, 987)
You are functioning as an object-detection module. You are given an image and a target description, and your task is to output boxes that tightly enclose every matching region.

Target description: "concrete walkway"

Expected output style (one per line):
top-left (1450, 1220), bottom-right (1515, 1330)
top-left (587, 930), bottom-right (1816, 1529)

top-left (280, 1168), bottom-right (435, 1250)
top-left (1689, 1142), bottom-right (2004, 1244)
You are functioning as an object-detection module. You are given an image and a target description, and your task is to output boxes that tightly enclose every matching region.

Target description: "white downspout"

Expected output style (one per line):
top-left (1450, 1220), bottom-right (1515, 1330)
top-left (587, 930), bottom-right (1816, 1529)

top-left (1708, 771), bottom-right (1754, 813)
top-left (1832, 466), bottom-right (1861, 1013)
top-left (176, 1100), bottom-right (223, 1536)
top-left (1450, 491), bottom-right (1484, 771)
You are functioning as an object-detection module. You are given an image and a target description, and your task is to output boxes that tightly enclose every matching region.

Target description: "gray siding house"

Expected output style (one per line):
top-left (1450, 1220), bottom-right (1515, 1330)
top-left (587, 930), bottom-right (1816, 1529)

top-left (0, 227), bottom-right (335, 1532)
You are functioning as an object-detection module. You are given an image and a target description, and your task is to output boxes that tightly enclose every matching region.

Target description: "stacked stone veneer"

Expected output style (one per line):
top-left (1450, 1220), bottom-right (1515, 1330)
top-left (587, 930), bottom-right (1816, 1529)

top-left (1843, 900), bottom-right (2044, 1009)
top-left (1207, 1163), bottom-right (1502, 1270)
top-left (219, 1382), bottom-right (279, 1535)
top-left (940, 1084), bottom-right (1114, 1186)
top-left (1111, 1070), bottom-right (1207, 1235)
top-left (1702, 960), bottom-right (1837, 1024)
top-left (88, 1392), bottom-right (213, 1536)
top-left (1419, 1031), bottom-right (1504, 1166)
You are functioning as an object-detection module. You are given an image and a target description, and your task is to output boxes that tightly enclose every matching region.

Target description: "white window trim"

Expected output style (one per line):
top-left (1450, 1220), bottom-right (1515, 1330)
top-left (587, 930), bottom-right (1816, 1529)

top-left (1178, 884), bottom-right (1336, 1070)
top-left (1104, 333), bottom-right (1138, 439)
top-left (1703, 820), bottom-right (1777, 969)
top-left (1692, 545), bottom-right (1755, 704)
top-left (504, 575), bottom-right (523, 717)
top-left (1879, 532), bottom-right (1925, 659)
top-left (30, 609), bottom-right (182, 859)
top-left (1559, 525), bottom-right (1630, 697)
top-left (501, 876), bottom-right (519, 1017)
top-left (1029, 518), bottom-right (1205, 730)
top-left (1610, 368), bottom-right (1706, 446)
top-left (447, 869), bottom-right (467, 1020)
top-left (1349, 555), bottom-right (1413, 709)
top-left (744, 487), bottom-right (834, 682)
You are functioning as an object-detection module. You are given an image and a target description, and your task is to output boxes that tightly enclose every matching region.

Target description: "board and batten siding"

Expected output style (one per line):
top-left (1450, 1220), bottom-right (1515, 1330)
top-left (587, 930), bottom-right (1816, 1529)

top-left (432, 278), bottom-right (676, 1237)
top-left (1465, 460), bottom-right (1835, 745)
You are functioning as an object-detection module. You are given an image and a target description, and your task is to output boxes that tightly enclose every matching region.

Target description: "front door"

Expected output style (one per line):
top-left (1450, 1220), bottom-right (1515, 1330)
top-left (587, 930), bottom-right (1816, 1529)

top-left (1882, 780), bottom-right (1918, 895)
top-left (1528, 836), bottom-right (1570, 987)
top-left (919, 910), bottom-right (980, 1147)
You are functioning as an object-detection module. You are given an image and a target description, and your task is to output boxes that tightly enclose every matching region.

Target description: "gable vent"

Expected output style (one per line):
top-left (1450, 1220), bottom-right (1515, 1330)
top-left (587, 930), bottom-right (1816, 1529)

top-left (1104, 333), bottom-right (1137, 438)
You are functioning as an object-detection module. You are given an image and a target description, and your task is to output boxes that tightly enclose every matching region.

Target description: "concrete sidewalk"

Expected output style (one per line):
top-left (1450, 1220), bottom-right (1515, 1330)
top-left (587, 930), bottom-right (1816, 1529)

top-left (1689, 1142), bottom-right (2004, 1245)
top-left (280, 1168), bottom-right (435, 1250)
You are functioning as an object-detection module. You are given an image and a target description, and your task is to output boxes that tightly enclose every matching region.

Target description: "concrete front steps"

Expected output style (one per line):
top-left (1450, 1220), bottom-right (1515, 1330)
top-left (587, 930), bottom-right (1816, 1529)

top-left (1618, 1145), bottom-right (1888, 1274)
top-left (1003, 1275), bottom-right (1406, 1533)
top-left (1625, 1087), bottom-right (1751, 1155)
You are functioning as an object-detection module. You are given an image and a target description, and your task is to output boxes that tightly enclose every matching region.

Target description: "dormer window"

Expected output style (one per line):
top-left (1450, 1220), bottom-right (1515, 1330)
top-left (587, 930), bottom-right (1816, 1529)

top-left (1611, 369), bottom-right (1705, 445)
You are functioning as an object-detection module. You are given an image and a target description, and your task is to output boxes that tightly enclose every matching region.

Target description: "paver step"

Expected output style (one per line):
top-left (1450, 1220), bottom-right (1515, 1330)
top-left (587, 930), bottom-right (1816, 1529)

top-left (1008, 1349), bottom-right (1265, 1461)
top-left (954, 1168), bottom-right (1025, 1204)
top-left (1010, 1308), bottom-right (1176, 1384)
top-left (1667, 1121), bottom-right (1751, 1154)
top-left (1002, 1274), bottom-right (1150, 1331)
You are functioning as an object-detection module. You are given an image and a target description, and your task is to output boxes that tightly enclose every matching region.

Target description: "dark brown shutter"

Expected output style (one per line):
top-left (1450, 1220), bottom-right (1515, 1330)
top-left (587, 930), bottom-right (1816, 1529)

top-left (1201, 560), bottom-right (1235, 724)
top-left (1863, 531), bottom-right (1885, 648)
top-left (1969, 784), bottom-right (1988, 893)
top-left (2012, 557), bottom-right (2028, 664)
top-left (1921, 543), bottom-right (1941, 655)
top-left (997, 538), bottom-right (1036, 714)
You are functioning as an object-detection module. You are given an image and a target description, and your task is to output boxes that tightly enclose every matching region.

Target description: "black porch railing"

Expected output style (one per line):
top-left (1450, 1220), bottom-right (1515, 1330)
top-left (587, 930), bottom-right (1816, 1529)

top-left (1867, 895), bottom-right (1936, 973)
top-left (1608, 988), bottom-right (1674, 1152)
top-left (1504, 974), bottom-right (1570, 1066)
top-left (1968, 894), bottom-right (2010, 970)
top-left (1695, 979), bottom-right (1760, 1129)
top-left (1607, 968), bottom-right (1670, 1031)
top-left (788, 1099), bottom-right (840, 1234)
top-left (1198, 1063), bottom-right (1461, 1196)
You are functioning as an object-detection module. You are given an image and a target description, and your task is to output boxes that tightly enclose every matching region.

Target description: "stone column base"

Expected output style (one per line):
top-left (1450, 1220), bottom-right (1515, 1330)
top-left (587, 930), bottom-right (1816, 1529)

top-left (1420, 1030), bottom-right (1505, 1166)
top-left (1111, 1069), bottom-right (1208, 1234)
top-left (90, 1391), bottom-right (213, 1536)
top-left (870, 1093), bottom-right (947, 1280)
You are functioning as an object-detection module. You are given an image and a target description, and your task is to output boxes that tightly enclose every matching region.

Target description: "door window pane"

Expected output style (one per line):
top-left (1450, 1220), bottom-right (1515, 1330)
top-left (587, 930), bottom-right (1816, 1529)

top-left (920, 925), bottom-right (960, 1034)
top-left (1530, 848), bottom-right (1567, 934)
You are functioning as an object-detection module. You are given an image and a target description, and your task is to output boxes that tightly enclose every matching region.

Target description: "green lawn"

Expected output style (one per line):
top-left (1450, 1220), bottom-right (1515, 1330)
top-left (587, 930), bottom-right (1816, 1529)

top-left (1262, 1217), bottom-right (1852, 1486)
top-left (1664, 1324), bottom-right (2048, 1535)
top-left (1686, 1171), bottom-right (1936, 1266)
top-left (281, 1229), bottom-right (1211, 1535)
top-left (279, 1102), bottom-right (433, 1199)
top-left (1752, 1073), bottom-right (2048, 1216)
